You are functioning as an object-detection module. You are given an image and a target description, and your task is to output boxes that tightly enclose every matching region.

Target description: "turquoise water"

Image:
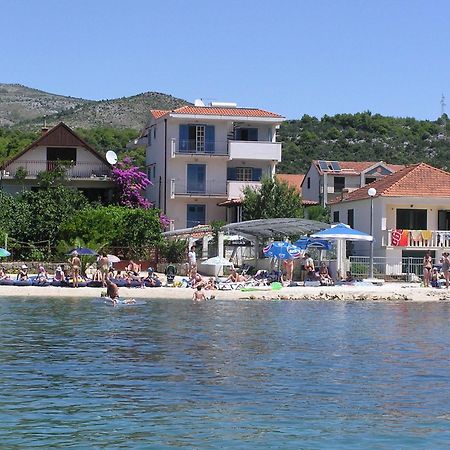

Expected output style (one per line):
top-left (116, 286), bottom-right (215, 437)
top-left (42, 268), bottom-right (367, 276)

top-left (0, 296), bottom-right (449, 448)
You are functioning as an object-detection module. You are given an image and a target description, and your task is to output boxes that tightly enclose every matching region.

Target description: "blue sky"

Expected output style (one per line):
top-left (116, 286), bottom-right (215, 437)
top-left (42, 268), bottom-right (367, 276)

top-left (1, 0), bottom-right (449, 120)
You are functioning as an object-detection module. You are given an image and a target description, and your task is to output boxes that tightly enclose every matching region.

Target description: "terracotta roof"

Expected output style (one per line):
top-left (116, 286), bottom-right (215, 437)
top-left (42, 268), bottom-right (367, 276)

top-left (151, 106), bottom-right (283, 120)
top-left (150, 109), bottom-right (171, 119)
top-left (340, 163), bottom-right (450, 202)
top-left (302, 199), bottom-right (319, 206)
top-left (276, 174), bottom-right (304, 192)
top-left (313, 160), bottom-right (405, 176)
top-left (218, 198), bottom-right (243, 207)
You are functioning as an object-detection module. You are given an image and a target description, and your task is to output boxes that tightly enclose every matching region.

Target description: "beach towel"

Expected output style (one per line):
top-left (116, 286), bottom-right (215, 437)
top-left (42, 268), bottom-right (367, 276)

top-left (392, 229), bottom-right (408, 246)
top-left (421, 230), bottom-right (432, 241)
top-left (411, 230), bottom-right (422, 242)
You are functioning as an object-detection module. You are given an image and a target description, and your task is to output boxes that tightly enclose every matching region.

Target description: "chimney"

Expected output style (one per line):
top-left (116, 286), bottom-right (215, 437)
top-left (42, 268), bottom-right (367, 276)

top-left (41, 116), bottom-right (49, 135)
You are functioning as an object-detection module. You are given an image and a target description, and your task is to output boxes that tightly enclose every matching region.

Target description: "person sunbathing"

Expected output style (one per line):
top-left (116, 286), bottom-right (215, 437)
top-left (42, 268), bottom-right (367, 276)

top-left (17, 264), bottom-right (29, 281)
top-left (0, 266), bottom-right (10, 280)
top-left (54, 266), bottom-right (66, 282)
top-left (35, 265), bottom-right (49, 284)
top-left (190, 272), bottom-right (205, 288)
top-left (225, 268), bottom-right (247, 283)
top-left (319, 262), bottom-right (333, 286)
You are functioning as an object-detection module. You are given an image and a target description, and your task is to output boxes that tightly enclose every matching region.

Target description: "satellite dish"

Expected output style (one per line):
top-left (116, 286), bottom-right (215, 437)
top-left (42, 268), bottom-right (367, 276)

top-left (105, 150), bottom-right (118, 165)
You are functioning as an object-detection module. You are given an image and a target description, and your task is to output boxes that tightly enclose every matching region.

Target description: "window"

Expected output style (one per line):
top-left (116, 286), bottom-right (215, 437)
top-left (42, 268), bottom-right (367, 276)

top-left (333, 176), bottom-right (345, 192)
top-left (153, 127), bottom-right (156, 139)
top-left (187, 164), bottom-right (206, 193)
top-left (365, 177), bottom-right (376, 184)
top-left (347, 209), bottom-right (354, 228)
top-left (148, 130), bottom-right (152, 146)
top-left (236, 167), bottom-right (253, 181)
top-left (396, 209), bottom-right (427, 229)
top-left (333, 211), bottom-right (340, 222)
top-left (179, 125), bottom-right (215, 152)
top-left (307, 177), bottom-right (311, 189)
top-left (235, 128), bottom-right (258, 141)
top-left (147, 167), bottom-right (152, 180)
top-left (47, 147), bottom-right (76, 162)
top-left (187, 204), bottom-right (206, 228)
top-left (152, 166), bottom-right (156, 179)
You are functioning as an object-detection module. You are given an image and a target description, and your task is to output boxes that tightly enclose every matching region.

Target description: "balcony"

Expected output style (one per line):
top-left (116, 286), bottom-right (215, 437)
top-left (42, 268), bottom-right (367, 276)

top-left (383, 229), bottom-right (450, 249)
top-left (228, 140), bottom-right (281, 161)
top-left (227, 180), bottom-right (261, 199)
top-left (170, 179), bottom-right (227, 198)
top-left (171, 139), bottom-right (228, 157)
top-left (2, 161), bottom-right (111, 179)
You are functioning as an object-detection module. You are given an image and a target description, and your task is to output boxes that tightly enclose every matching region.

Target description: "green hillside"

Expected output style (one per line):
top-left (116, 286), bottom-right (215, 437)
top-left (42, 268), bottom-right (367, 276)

top-left (277, 112), bottom-right (450, 174)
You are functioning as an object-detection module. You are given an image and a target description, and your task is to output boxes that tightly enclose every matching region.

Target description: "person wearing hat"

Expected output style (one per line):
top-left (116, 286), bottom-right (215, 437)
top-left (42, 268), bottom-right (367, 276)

top-left (17, 264), bottom-right (28, 281)
top-left (440, 251), bottom-right (450, 289)
top-left (68, 251), bottom-right (81, 288)
top-left (54, 266), bottom-right (65, 282)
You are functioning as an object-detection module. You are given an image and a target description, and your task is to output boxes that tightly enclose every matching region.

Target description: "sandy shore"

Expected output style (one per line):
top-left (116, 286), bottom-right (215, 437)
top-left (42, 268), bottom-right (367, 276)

top-left (0, 282), bottom-right (449, 302)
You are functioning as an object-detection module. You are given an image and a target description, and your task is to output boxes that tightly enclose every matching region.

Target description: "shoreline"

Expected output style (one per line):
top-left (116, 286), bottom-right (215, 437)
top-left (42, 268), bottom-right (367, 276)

top-left (1, 282), bottom-right (449, 302)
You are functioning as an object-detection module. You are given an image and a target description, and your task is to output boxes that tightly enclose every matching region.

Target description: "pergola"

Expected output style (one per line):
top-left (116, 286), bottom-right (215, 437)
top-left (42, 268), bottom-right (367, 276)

top-left (221, 218), bottom-right (329, 241)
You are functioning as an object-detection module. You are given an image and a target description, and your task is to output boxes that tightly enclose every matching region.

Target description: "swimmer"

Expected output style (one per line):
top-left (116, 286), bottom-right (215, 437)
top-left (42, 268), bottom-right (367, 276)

top-left (192, 285), bottom-right (206, 302)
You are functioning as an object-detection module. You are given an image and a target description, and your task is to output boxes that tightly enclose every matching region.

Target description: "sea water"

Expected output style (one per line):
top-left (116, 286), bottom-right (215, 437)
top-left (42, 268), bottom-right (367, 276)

top-left (0, 296), bottom-right (449, 448)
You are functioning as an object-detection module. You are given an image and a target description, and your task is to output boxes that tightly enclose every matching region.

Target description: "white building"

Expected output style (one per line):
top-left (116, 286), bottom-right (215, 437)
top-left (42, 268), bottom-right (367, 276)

top-left (0, 122), bottom-right (114, 202)
top-left (301, 160), bottom-right (405, 207)
top-left (145, 102), bottom-right (284, 230)
top-left (329, 163), bottom-right (450, 265)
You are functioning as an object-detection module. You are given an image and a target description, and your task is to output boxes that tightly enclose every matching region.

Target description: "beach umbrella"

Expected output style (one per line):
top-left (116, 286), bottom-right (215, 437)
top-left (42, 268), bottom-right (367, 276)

top-left (68, 247), bottom-right (98, 256)
top-left (263, 241), bottom-right (303, 260)
top-left (0, 248), bottom-right (11, 257)
top-left (107, 254), bottom-right (121, 263)
top-left (311, 223), bottom-right (373, 277)
top-left (294, 237), bottom-right (333, 251)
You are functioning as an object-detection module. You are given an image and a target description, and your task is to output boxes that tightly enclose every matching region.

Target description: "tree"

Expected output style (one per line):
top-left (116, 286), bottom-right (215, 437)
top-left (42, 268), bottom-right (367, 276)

top-left (242, 177), bottom-right (304, 220)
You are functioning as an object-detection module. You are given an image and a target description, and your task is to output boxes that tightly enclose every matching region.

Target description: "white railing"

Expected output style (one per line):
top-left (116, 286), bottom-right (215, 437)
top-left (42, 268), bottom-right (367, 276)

top-left (170, 178), bottom-right (227, 197)
top-left (384, 229), bottom-right (450, 248)
top-left (3, 161), bottom-right (111, 179)
top-left (170, 139), bottom-right (228, 157)
top-left (227, 180), bottom-right (261, 199)
top-left (349, 256), bottom-right (425, 279)
top-left (228, 140), bottom-right (281, 161)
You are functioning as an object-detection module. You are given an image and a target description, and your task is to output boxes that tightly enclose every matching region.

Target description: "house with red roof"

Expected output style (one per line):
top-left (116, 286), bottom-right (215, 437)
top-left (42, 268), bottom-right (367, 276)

top-left (329, 163), bottom-right (450, 270)
top-left (301, 160), bottom-right (405, 207)
top-left (145, 100), bottom-right (284, 229)
top-left (0, 122), bottom-right (114, 202)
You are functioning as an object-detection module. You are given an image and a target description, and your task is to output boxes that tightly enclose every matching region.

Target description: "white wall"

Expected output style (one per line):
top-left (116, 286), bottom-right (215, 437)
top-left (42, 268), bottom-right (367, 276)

top-left (301, 165), bottom-right (320, 203)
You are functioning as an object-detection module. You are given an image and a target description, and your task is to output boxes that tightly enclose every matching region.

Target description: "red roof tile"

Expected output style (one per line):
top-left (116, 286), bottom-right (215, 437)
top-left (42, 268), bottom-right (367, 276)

top-left (340, 163), bottom-right (450, 201)
top-left (276, 174), bottom-right (304, 192)
top-left (151, 106), bottom-right (283, 119)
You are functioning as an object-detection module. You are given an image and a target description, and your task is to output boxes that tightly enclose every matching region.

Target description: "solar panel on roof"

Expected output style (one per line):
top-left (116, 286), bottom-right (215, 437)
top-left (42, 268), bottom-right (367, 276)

top-left (330, 161), bottom-right (341, 171)
top-left (318, 160), bottom-right (329, 171)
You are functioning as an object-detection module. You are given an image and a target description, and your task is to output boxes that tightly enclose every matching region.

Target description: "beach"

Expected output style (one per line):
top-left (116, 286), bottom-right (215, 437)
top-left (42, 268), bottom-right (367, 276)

top-left (1, 282), bottom-right (449, 302)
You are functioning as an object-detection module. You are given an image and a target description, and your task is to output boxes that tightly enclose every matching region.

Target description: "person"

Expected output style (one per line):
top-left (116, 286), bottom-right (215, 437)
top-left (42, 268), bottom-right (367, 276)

top-left (423, 251), bottom-right (433, 287)
top-left (0, 266), bottom-right (10, 280)
top-left (204, 277), bottom-right (216, 299)
top-left (17, 264), bottom-right (28, 281)
top-left (69, 251), bottom-right (81, 288)
top-left (440, 252), bottom-right (450, 289)
top-left (105, 277), bottom-right (136, 305)
top-left (344, 271), bottom-right (354, 283)
top-left (190, 272), bottom-right (204, 288)
top-left (54, 266), bottom-right (65, 282)
top-left (319, 261), bottom-right (333, 286)
top-left (283, 259), bottom-right (294, 284)
top-left (192, 285), bottom-right (206, 302)
top-left (98, 253), bottom-right (109, 287)
top-left (303, 253), bottom-right (316, 281)
top-left (430, 267), bottom-right (440, 288)
top-left (35, 265), bottom-right (48, 285)
top-left (143, 267), bottom-right (161, 287)
top-left (188, 245), bottom-right (197, 278)
top-left (126, 260), bottom-right (141, 277)
top-left (225, 268), bottom-right (247, 283)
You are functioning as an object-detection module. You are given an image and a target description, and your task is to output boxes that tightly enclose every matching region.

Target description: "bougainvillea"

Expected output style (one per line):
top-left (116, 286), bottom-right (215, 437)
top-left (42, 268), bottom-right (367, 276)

top-left (111, 156), bottom-right (170, 228)
top-left (111, 157), bottom-right (152, 209)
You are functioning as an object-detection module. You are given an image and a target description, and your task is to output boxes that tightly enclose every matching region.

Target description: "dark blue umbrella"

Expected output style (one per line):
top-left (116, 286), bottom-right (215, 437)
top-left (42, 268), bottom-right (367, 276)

top-left (263, 241), bottom-right (303, 260)
top-left (68, 247), bottom-right (98, 256)
top-left (294, 237), bottom-right (333, 251)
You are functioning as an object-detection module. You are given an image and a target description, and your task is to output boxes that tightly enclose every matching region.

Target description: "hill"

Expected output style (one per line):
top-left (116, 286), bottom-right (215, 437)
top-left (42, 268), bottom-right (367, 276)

top-left (277, 112), bottom-right (450, 174)
top-left (0, 83), bottom-right (190, 130)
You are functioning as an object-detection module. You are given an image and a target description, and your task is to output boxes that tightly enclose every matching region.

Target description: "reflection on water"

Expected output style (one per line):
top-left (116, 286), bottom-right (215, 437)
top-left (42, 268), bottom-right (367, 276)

top-left (0, 297), bottom-right (449, 448)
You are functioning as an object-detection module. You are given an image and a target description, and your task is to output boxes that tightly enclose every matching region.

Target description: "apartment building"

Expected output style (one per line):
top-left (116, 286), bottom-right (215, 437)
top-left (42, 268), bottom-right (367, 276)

top-left (145, 101), bottom-right (284, 229)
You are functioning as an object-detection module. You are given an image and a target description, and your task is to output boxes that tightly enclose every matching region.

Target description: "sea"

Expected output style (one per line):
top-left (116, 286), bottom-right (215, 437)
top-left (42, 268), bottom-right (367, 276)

top-left (0, 296), bottom-right (449, 449)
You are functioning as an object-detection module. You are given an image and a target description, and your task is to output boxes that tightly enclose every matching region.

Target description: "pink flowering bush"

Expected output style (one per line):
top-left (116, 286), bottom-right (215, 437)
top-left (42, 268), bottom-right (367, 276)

top-left (111, 157), bottom-right (170, 228)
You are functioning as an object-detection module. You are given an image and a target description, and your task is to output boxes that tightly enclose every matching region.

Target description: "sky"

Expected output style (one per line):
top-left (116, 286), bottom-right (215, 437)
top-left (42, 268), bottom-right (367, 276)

top-left (1, 0), bottom-right (449, 120)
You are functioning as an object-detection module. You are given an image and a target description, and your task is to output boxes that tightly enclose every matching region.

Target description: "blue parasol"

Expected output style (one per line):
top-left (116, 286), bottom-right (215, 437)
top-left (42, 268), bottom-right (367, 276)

top-left (294, 237), bottom-right (333, 251)
top-left (68, 247), bottom-right (98, 256)
top-left (263, 241), bottom-right (303, 260)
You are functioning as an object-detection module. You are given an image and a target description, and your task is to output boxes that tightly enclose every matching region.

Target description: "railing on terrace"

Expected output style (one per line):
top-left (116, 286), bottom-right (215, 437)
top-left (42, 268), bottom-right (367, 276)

top-left (384, 229), bottom-right (450, 248)
top-left (171, 139), bottom-right (229, 156)
top-left (349, 256), bottom-right (425, 279)
top-left (3, 161), bottom-right (111, 179)
top-left (170, 179), bottom-right (227, 197)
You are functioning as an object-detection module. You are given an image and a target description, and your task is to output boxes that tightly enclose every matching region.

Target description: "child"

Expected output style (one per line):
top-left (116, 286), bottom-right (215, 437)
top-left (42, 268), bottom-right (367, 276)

top-left (192, 285), bottom-right (206, 302)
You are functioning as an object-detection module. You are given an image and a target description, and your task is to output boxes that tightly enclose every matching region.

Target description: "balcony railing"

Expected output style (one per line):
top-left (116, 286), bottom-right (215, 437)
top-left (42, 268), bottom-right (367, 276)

top-left (170, 179), bottom-right (227, 198)
top-left (383, 229), bottom-right (450, 248)
top-left (171, 139), bottom-right (229, 157)
top-left (227, 180), bottom-right (261, 199)
top-left (2, 161), bottom-right (111, 179)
